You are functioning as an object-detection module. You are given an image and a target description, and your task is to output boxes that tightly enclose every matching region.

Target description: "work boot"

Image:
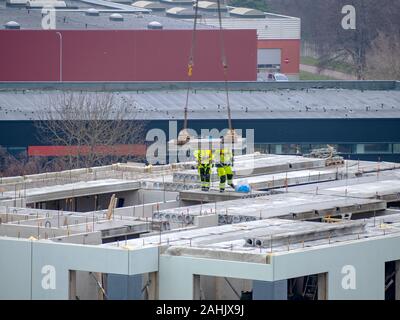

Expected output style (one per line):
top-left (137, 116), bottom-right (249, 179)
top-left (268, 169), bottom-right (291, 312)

top-left (229, 183), bottom-right (235, 189)
top-left (219, 189), bottom-right (225, 193)
top-left (205, 187), bottom-right (210, 192)
top-left (201, 187), bottom-right (206, 191)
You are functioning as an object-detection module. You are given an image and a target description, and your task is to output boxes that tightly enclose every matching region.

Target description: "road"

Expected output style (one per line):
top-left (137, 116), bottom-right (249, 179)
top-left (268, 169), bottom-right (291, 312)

top-left (300, 64), bottom-right (358, 80)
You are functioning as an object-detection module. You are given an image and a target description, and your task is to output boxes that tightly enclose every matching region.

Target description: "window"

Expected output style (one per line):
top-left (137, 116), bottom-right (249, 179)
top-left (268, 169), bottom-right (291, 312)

top-left (254, 144), bottom-right (269, 154)
top-left (281, 144), bottom-right (299, 154)
top-left (337, 144), bottom-right (354, 154)
top-left (270, 144), bottom-right (283, 154)
top-left (364, 144), bottom-right (391, 154)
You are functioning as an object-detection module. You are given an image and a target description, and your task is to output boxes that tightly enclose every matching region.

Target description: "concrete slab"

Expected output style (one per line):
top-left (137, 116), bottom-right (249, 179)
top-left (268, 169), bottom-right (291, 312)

top-left (108, 214), bottom-right (400, 259)
top-left (234, 169), bottom-right (338, 190)
top-left (179, 188), bottom-right (269, 202)
top-left (2, 179), bottom-right (141, 203)
top-left (154, 192), bottom-right (386, 224)
top-left (275, 168), bottom-right (400, 194)
top-left (318, 180), bottom-right (400, 202)
top-left (173, 155), bottom-right (327, 183)
top-left (246, 220), bottom-right (366, 248)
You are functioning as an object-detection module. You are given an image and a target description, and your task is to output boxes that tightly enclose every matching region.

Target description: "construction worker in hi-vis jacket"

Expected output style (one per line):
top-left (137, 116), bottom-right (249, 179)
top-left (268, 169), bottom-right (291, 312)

top-left (215, 137), bottom-right (235, 193)
top-left (194, 148), bottom-right (213, 191)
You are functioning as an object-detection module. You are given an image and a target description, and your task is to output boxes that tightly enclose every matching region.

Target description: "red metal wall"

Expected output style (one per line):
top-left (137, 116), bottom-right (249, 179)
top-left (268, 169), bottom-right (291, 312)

top-left (258, 39), bottom-right (300, 74)
top-left (0, 30), bottom-right (257, 81)
top-left (28, 145), bottom-right (146, 157)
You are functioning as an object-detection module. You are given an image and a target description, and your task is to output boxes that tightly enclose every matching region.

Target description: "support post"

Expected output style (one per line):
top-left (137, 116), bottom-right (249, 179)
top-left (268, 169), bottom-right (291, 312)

top-left (318, 273), bottom-right (327, 300)
top-left (69, 270), bottom-right (77, 300)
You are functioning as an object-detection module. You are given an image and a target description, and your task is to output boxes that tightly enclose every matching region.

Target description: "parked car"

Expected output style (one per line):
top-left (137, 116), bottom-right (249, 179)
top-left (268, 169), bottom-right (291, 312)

top-left (267, 72), bottom-right (289, 82)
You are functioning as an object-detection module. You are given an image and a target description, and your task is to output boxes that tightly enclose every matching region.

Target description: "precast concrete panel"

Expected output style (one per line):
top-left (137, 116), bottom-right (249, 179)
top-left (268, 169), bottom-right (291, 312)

top-left (0, 238), bottom-right (32, 299)
top-left (31, 241), bottom-right (130, 299)
top-left (159, 255), bottom-right (273, 299)
top-left (271, 235), bottom-right (400, 300)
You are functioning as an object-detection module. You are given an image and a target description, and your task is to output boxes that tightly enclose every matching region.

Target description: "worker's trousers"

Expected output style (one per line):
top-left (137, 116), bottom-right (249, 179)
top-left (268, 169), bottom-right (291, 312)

top-left (217, 164), bottom-right (233, 191)
top-left (198, 164), bottom-right (211, 189)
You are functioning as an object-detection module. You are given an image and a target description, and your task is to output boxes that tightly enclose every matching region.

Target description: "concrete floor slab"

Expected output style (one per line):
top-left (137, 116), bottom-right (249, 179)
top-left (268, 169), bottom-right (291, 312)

top-left (154, 192), bottom-right (386, 224)
top-left (317, 180), bottom-right (400, 201)
top-left (173, 155), bottom-right (327, 183)
top-left (179, 189), bottom-right (269, 202)
top-left (2, 179), bottom-right (141, 203)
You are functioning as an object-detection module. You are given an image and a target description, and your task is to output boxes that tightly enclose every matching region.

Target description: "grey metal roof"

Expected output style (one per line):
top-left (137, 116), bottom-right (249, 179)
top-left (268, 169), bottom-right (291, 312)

top-left (0, 5), bottom-right (210, 29)
top-left (195, 15), bottom-right (301, 40)
top-left (78, 0), bottom-right (150, 12)
top-left (0, 1), bottom-right (298, 35)
top-left (0, 88), bottom-right (399, 120)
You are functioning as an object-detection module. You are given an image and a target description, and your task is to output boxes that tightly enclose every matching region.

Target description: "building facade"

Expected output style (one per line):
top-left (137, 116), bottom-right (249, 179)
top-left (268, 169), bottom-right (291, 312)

top-left (0, 29), bottom-right (257, 82)
top-left (197, 13), bottom-right (301, 79)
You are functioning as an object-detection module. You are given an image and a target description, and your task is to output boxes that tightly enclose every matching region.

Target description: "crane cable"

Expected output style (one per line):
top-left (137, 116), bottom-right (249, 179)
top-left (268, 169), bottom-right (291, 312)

top-left (182, 0), bottom-right (233, 137)
top-left (216, 0), bottom-right (233, 133)
top-left (182, 0), bottom-right (200, 134)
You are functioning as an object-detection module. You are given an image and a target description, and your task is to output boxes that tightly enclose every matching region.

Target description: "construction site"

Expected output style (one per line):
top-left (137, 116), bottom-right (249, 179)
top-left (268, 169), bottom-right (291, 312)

top-left (1, 141), bottom-right (400, 300)
top-left (1, 0), bottom-right (400, 303)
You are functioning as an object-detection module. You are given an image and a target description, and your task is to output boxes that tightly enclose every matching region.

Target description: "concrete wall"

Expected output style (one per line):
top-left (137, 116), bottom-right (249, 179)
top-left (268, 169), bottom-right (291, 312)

top-left (2, 229), bottom-right (400, 300)
top-left (0, 237), bottom-right (158, 299)
top-left (159, 255), bottom-right (274, 299)
top-left (0, 224), bottom-right (69, 239)
top-left (137, 189), bottom-right (178, 205)
top-left (272, 235), bottom-right (400, 300)
top-left (0, 198), bottom-right (26, 208)
top-left (52, 232), bottom-right (102, 245)
top-left (158, 233), bottom-right (400, 300)
top-left (109, 200), bottom-right (179, 219)
top-left (0, 238), bottom-right (31, 299)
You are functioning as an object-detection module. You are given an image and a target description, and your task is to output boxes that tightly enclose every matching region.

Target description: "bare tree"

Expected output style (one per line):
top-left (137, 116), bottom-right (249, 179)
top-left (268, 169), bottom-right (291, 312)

top-left (366, 33), bottom-right (400, 80)
top-left (0, 147), bottom-right (46, 177)
top-left (35, 92), bottom-right (147, 170)
top-left (267, 0), bottom-right (400, 79)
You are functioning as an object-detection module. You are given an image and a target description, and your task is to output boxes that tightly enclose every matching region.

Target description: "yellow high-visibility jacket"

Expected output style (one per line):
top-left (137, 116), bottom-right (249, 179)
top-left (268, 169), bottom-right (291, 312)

top-left (215, 149), bottom-right (233, 165)
top-left (194, 149), bottom-right (213, 165)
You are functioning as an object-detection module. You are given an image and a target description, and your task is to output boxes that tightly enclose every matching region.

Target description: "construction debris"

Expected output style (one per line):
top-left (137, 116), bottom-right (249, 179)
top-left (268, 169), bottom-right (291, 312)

top-left (304, 145), bottom-right (344, 166)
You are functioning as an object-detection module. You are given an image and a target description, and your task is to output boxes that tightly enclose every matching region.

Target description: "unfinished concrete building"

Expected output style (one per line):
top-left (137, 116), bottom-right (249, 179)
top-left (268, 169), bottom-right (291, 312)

top-left (2, 149), bottom-right (400, 300)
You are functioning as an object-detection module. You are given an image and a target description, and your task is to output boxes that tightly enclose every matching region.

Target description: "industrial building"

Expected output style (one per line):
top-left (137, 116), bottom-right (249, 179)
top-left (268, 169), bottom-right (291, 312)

top-left (0, 0), bottom-right (300, 79)
top-left (1, 148), bottom-right (400, 300)
top-left (0, 81), bottom-right (400, 161)
top-left (0, 2), bottom-right (398, 161)
top-left (1, 0), bottom-right (399, 303)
